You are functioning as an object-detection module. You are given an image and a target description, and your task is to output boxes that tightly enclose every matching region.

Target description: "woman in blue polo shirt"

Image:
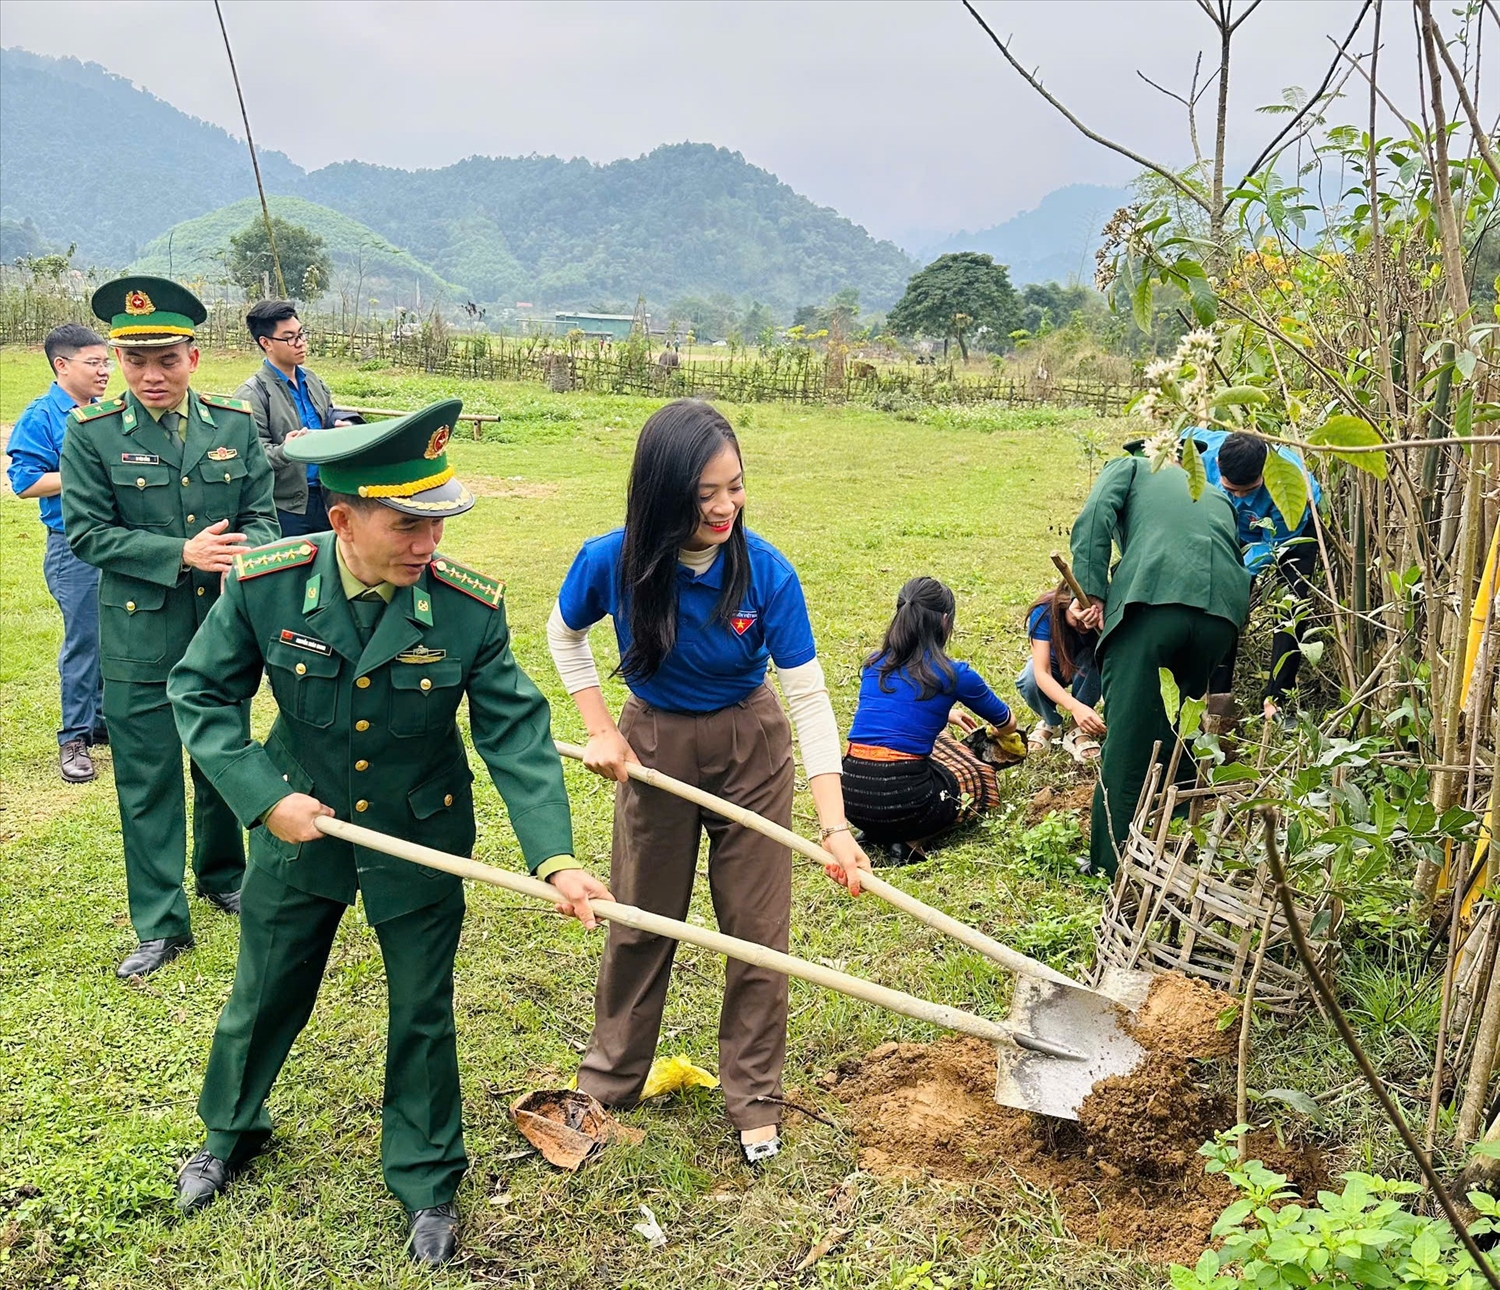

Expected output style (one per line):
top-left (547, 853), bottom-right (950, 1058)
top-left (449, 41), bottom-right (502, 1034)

top-left (842, 577), bottom-right (1018, 862)
top-left (547, 399), bottom-right (869, 1165)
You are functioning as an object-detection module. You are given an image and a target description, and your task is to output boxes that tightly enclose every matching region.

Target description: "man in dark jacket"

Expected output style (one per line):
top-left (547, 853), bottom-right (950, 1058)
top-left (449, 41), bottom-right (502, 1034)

top-left (236, 300), bottom-right (350, 536)
top-left (1070, 450), bottom-right (1252, 876)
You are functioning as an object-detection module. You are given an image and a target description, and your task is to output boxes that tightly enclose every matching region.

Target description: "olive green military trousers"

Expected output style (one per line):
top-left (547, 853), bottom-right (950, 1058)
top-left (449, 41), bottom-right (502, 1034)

top-left (1090, 604), bottom-right (1238, 877)
top-left (101, 679), bottom-right (245, 940)
top-left (198, 862), bottom-right (467, 1211)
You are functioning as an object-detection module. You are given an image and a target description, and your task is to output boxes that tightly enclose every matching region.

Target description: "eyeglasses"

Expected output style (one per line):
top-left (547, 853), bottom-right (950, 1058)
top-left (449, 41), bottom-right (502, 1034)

top-left (271, 331), bottom-right (309, 346)
top-left (68, 357), bottom-right (113, 371)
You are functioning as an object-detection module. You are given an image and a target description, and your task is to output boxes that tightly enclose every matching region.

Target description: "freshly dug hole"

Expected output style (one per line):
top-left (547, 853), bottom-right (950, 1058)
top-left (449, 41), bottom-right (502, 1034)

top-left (831, 973), bottom-right (1323, 1264)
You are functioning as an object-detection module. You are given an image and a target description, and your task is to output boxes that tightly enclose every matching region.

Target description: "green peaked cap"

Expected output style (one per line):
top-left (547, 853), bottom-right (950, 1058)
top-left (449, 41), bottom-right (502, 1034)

top-left (92, 275), bottom-right (207, 347)
top-left (286, 398), bottom-right (474, 517)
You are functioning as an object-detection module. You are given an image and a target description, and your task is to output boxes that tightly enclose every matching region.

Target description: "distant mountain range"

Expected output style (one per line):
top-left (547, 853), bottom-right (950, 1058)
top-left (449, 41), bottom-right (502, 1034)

top-left (0, 46), bottom-right (1119, 312)
top-left (920, 184), bottom-right (1132, 287)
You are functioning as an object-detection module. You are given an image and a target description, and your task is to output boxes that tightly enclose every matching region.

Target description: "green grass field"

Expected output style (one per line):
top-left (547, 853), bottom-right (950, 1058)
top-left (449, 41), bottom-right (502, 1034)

top-left (0, 348), bottom-right (1397, 1289)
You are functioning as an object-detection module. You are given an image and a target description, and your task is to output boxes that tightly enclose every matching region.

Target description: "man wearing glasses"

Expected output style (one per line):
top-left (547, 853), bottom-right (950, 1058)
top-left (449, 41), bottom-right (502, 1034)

top-left (6, 324), bottom-right (114, 783)
top-left (237, 301), bottom-right (351, 536)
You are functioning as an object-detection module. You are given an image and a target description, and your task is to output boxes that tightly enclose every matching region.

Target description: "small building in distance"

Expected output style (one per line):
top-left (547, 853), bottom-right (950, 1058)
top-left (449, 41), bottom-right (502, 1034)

top-left (552, 311), bottom-right (641, 341)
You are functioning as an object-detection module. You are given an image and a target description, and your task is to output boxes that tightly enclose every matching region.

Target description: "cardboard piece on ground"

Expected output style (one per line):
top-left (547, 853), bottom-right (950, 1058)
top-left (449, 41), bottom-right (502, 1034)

top-left (509, 1089), bottom-right (644, 1170)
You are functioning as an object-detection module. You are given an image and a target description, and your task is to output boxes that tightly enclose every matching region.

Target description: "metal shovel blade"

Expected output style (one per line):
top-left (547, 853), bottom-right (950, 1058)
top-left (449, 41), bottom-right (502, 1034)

top-left (994, 975), bottom-right (1149, 1121)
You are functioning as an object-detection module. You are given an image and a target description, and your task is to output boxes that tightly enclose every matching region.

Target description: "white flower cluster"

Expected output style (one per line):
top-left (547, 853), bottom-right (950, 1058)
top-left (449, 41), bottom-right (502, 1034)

top-left (1136, 327), bottom-right (1221, 428)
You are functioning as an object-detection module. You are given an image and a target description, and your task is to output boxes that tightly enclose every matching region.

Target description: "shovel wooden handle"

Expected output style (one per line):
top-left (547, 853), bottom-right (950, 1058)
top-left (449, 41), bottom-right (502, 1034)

top-left (1050, 551), bottom-right (1092, 606)
top-left (554, 740), bottom-right (1082, 991)
top-left (313, 816), bottom-right (1080, 1059)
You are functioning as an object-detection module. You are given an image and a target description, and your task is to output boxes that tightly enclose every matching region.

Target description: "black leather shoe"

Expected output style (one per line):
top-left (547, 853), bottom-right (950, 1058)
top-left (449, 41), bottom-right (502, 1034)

top-left (60, 738), bottom-right (95, 784)
top-left (116, 936), bottom-right (194, 979)
top-left (198, 887), bottom-right (242, 916)
top-left (407, 1202), bottom-right (460, 1265)
top-left (177, 1148), bottom-right (234, 1212)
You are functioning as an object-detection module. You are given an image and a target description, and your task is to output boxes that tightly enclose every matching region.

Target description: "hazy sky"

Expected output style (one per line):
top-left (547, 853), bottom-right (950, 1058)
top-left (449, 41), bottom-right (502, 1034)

top-left (1, 0), bottom-right (1422, 247)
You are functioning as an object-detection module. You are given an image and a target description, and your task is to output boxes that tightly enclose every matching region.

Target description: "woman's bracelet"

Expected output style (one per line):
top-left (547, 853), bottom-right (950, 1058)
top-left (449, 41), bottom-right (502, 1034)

top-left (820, 822), bottom-right (852, 841)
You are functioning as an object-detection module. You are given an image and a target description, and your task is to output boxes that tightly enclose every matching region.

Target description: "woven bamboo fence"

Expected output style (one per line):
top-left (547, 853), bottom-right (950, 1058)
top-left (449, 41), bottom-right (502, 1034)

top-left (1092, 757), bottom-right (1342, 1015)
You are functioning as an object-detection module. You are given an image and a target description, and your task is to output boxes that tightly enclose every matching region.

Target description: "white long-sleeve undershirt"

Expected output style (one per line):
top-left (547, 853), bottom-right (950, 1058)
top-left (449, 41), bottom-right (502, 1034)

top-left (546, 578), bottom-right (844, 780)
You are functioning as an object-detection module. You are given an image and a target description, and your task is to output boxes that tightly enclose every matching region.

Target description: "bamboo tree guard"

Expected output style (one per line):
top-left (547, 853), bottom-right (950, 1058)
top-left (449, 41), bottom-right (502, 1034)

top-left (1091, 774), bottom-right (1342, 1015)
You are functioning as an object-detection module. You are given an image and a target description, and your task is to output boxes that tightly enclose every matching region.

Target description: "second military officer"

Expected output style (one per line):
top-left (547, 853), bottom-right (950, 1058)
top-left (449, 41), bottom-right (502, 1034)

top-left (61, 276), bottom-right (278, 979)
top-left (167, 399), bottom-right (611, 1266)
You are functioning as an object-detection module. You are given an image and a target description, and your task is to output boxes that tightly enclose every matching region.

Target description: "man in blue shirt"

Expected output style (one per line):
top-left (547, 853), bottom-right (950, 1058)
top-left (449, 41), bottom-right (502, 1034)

top-left (1195, 428), bottom-right (1322, 723)
top-left (236, 301), bottom-right (349, 536)
top-left (6, 324), bottom-right (113, 782)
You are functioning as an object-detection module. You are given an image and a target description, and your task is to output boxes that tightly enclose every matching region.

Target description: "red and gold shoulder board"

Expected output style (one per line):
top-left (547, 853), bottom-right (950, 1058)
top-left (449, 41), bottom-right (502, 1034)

top-left (430, 556), bottom-right (504, 609)
top-left (234, 539), bottom-right (318, 581)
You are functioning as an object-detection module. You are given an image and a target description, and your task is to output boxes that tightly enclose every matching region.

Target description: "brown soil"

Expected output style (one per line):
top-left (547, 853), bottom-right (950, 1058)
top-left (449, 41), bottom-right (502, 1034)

top-left (1127, 971), bottom-right (1240, 1059)
top-left (1027, 781), bottom-right (1096, 828)
top-left (464, 475), bottom-right (559, 500)
top-left (831, 974), bottom-right (1322, 1266)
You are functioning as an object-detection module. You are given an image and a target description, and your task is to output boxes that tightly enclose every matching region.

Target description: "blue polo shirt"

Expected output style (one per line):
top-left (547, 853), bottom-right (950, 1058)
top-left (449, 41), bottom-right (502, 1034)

top-left (6, 382), bottom-right (92, 533)
top-left (558, 527), bottom-right (818, 713)
top-left (1186, 427), bottom-right (1323, 574)
top-left (264, 360), bottom-right (327, 484)
top-left (847, 656), bottom-right (1012, 756)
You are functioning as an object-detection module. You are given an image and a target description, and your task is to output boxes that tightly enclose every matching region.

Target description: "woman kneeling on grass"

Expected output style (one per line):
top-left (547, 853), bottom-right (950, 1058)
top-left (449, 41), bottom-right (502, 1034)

top-left (1016, 581), bottom-right (1105, 761)
top-left (841, 577), bottom-right (1017, 865)
top-left (546, 398), bottom-right (870, 1165)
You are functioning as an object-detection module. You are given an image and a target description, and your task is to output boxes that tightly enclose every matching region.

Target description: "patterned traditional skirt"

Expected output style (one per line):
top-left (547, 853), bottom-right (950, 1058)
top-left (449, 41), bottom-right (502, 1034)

top-left (840, 734), bottom-right (1000, 845)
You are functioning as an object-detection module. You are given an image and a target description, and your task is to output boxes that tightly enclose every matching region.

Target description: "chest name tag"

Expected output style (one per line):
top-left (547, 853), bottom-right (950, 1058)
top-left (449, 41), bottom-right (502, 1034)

top-left (121, 452), bottom-right (160, 465)
top-left (280, 629), bottom-right (332, 656)
top-left (396, 646), bottom-right (447, 664)
top-left (729, 611), bottom-right (757, 637)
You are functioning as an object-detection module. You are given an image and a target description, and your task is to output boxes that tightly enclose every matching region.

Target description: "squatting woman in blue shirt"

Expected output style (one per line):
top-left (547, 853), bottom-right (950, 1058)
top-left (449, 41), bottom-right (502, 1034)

top-left (547, 399), bottom-right (870, 1165)
top-left (842, 577), bottom-right (1018, 862)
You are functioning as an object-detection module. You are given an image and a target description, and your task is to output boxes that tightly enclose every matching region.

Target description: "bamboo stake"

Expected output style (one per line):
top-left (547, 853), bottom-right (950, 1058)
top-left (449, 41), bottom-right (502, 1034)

top-left (552, 741), bottom-right (1085, 991)
top-left (1236, 906), bottom-right (1276, 1164)
top-left (312, 816), bottom-right (1080, 1059)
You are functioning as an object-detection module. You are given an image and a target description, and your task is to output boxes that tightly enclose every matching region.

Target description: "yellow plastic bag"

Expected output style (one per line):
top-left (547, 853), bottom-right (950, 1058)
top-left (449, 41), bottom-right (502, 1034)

top-left (641, 1054), bottom-right (719, 1099)
top-left (994, 729), bottom-right (1028, 761)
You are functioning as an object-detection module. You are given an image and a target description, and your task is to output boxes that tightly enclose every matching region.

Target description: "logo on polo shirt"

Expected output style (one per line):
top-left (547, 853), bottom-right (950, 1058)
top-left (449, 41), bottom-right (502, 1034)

top-left (730, 609), bottom-right (757, 636)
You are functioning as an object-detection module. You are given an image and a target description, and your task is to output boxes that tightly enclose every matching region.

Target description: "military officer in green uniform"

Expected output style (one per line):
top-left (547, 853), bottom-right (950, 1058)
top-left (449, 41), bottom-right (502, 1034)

top-left (61, 276), bottom-right (278, 979)
top-left (166, 399), bottom-right (611, 1266)
top-left (1070, 447), bottom-right (1252, 877)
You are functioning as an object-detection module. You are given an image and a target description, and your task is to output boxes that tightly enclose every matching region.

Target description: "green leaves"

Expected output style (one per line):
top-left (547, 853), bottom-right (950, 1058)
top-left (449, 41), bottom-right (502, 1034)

top-left (1159, 668), bottom-right (1181, 721)
top-left (1261, 450), bottom-right (1312, 533)
top-left (1211, 386), bottom-right (1271, 409)
top-left (1308, 414), bottom-right (1388, 479)
top-left (1182, 434), bottom-right (1208, 500)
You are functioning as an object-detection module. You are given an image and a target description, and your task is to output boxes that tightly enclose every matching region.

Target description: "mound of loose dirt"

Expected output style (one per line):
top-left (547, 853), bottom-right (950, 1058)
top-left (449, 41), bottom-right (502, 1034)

top-left (1128, 973), bottom-right (1239, 1059)
top-left (831, 974), bottom-right (1321, 1265)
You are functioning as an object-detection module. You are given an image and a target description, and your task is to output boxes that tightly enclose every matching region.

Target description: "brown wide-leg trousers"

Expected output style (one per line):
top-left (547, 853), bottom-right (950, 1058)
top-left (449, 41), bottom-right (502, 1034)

top-left (576, 684), bottom-right (795, 1130)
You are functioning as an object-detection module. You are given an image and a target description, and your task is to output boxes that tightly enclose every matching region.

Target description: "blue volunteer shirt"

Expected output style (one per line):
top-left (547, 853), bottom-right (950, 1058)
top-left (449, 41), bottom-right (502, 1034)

top-left (847, 656), bottom-right (1012, 757)
top-left (6, 382), bottom-right (92, 533)
top-left (1187, 427), bottom-right (1323, 574)
top-left (1026, 603), bottom-right (1096, 684)
top-left (558, 527), bottom-right (817, 713)
top-left (265, 359), bottom-right (327, 484)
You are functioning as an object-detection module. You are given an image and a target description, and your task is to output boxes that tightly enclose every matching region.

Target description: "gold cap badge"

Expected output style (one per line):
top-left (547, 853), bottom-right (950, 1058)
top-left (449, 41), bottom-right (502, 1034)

top-left (424, 425), bottom-right (453, 459)
top-left (124, 289), bottom-right (154, 315)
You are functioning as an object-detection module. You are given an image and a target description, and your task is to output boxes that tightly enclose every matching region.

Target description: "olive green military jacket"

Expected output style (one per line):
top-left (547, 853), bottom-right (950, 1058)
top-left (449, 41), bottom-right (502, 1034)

top-left (60, 389), bottom-right (279, 684)
top-left (1070, 454), bottom-right (1252, 648)
top-left (166, 536), bottom-right (575, 924)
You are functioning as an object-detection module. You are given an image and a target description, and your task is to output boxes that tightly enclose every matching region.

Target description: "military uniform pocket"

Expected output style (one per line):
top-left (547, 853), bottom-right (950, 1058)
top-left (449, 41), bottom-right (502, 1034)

top-left (109, 463), bottom-right (176, 527)
top-left (266, 639), bottom-right (341, 727)
top-left (389, 660), bottom-right (462, 737)
top-left (99, 578), bottom-right (168, 664)
top-left (199, 456), bottom-right (248, 514)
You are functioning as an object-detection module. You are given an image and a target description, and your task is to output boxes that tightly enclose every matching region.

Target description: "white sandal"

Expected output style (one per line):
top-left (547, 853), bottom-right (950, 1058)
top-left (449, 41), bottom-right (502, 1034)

top-left (1028, 724), bottom-right (1058, 752)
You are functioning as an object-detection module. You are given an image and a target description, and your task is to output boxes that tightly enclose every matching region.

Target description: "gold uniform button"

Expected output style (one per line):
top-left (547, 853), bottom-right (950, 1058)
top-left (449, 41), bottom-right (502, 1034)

top-left (355, 800), bottom-right (369, 813)
top-left (355, 719), bottom-right (370, 732)
top-left (196, 586), bottom-right (205, 597)
top-left (419, 678), bottom-right (432, 692)
top-left (135, 477), bottom-right (146, 489)
top-left (443, 794), bottom-right (454, 807)
top-left (294, 662), bottom-right (307, 675)
top-left (356, 676), bottom-right (371, 689)
top-left (434, 560), bottom-right (448, 572)
top-left (182, 477), bottom-right (191, 487)
top-left (355, 759), bottom-right (369, 772)
top-left (125, 600), bottom-right (137, 612)
top-left (224, 472), bottom-right (232, 482)
top-left (186, 514), bottom-right (195, 523)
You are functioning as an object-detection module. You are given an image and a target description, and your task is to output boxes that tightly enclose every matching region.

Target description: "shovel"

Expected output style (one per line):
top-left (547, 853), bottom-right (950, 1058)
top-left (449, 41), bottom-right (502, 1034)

top-left (552, 742), bottom-right (1153, 1119)
top-left (315, 815), bottom-right (1081, 1065)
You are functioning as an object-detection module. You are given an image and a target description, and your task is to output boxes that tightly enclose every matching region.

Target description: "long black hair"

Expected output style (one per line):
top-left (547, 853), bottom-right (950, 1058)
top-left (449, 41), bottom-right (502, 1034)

top-left (617, 400), bottom-right (751, 683)
top-left (1025, 580), bottom-right (1088, 681)
top-left (867, 576), bottom-right (958, 700)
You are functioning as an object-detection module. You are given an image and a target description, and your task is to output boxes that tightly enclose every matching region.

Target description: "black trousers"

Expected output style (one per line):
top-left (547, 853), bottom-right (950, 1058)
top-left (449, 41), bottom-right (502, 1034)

top-left (1211, 540), bottom-right (1317, 703)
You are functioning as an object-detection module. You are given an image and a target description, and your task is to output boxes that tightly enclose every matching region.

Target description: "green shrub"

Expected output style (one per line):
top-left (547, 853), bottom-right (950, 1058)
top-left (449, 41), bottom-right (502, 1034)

top-left (1170, 1129), bottom-right (1498, 1289)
